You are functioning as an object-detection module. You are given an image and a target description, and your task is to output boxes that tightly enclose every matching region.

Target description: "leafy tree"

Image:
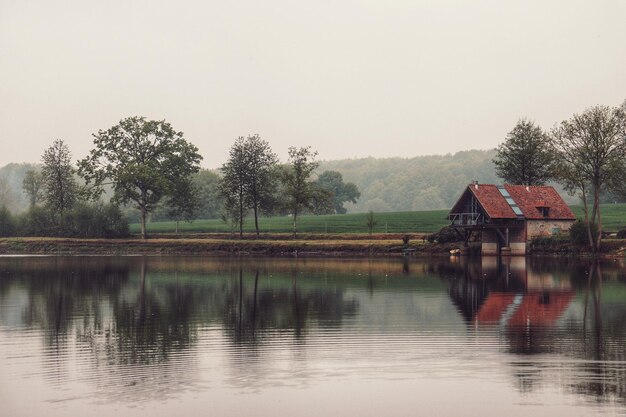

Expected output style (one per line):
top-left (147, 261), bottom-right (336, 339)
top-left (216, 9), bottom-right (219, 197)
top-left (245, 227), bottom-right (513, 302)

top-left (220, 135), bottom-right (278, 237)
top-left (41, 139), bottom-right (78, 213)
top-left (314, 171), bottom-right (360, 214)
top-left (22, 169), bottom-right (45, 209)
top-left (493, 119), bottom-right (556, 185)
top-left (282, 146), bottom-right (319, 238)
top-left (365, 210), bottom-right (377, 235)
top-left (309, 184), bottom-right (334, 215)
top-left (164, 178), bottom-right (200, 233)
top-left (220, 137), bottom-right (250, 238)
top-left (552, 105), bottom-right (626, 252)
top-left (220, 191), bottom-right (242, 236)
top-left (243, 135), bottom-right (278, 237)
top-left (193, 169), bottom-right (223, 220)
top-left (78, 117), bottom-right (202, 239)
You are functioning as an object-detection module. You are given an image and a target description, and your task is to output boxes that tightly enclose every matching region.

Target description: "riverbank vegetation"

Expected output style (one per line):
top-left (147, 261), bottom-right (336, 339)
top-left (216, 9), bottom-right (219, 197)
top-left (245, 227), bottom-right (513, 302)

top-left (1, 98), bottom-right (626, 248)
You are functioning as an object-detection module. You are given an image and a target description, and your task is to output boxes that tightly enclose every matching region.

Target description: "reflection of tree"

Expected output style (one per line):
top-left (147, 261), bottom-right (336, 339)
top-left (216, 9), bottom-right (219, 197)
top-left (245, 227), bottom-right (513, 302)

top-left (0, 257), bottom-right (132, 382)
top-left (106, 258), bottom-right (199, 365)
top-left (2, 255), bottom-right (626, 407)
top-left (509, 262), bottom-right (625, 405)
top-left (565, 262), bottom-right (626, 404)
top-left (222, 266), bottom-right (359, 346)
top-left (444, 257), bottom-right (626, 405)
top-left (447, 259), bottom-right (525, 321)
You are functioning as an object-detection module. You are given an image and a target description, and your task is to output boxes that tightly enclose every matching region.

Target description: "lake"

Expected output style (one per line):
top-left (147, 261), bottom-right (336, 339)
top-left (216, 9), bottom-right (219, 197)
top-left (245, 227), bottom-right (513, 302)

top-left (0, 255), bottom-right (625, 416)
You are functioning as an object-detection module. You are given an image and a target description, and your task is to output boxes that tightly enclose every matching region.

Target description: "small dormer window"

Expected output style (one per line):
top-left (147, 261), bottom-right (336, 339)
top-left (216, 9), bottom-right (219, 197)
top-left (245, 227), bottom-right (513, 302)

top-left (534, 199), bottom-right (550, 217)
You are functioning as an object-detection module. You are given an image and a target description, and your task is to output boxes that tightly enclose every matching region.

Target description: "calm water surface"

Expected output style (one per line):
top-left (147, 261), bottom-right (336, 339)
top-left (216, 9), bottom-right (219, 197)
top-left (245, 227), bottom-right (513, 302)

top-left (0, 255), bottom-right (625, 416)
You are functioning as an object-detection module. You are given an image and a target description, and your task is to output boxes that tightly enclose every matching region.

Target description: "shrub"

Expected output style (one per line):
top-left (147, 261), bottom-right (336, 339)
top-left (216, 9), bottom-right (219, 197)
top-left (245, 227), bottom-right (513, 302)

top-left (569, 220), bottom-right (598, 247)
top-left (17, 203), bottom-right (129, 238)
top-left (428, 226), bottom-right (462, 244)
top-left (100, 203), bottom-right (130, 238)
top-left (0, 206), bottom-right (17, 237)
top-left (18, 206), bottom-right (57, 236)
top-left (530, 235), bottom-right (559, 249)
top-left (617, 228), bottom-right (626, 239)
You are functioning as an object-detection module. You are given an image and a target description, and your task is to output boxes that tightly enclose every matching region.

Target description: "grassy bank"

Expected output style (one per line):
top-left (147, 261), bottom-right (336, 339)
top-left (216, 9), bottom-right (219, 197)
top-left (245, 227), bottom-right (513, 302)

top-left (132, 210), bottom-right (450, 234)
top-left (133, 203), bottom-right (626, 235)
top-left (0, 235), bottom-right (454, 256)
top-left (1, 235), bottom-right (625, 257)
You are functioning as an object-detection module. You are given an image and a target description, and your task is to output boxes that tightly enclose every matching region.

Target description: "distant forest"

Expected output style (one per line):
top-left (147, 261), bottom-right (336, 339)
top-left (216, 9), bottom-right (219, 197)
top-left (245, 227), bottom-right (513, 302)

top-left (0, 149), bottom-right (584, 216)
top-left (319, 150), bottom-right (502, 212)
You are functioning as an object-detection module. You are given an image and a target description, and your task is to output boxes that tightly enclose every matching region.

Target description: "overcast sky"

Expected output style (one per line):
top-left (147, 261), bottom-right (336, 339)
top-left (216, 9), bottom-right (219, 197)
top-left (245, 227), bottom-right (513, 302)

top-left (1, 0), bottom-right (625, 169)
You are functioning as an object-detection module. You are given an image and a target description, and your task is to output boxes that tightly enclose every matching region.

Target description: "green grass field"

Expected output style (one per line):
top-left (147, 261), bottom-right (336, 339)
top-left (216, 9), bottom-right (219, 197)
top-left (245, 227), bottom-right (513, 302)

top-left (132, 204), bottom-right (626, 235)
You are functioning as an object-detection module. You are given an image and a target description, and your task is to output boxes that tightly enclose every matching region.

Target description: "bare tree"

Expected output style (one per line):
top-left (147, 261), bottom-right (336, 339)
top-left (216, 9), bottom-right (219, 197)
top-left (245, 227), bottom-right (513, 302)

top-left (282, 146), bottom-right (319, 238)
top-left (220, 137), bottom-right (249, 238)
top-left (552, 105), bottom-right (626, 252)
top-left (42, 139), bottom-right (78, 213)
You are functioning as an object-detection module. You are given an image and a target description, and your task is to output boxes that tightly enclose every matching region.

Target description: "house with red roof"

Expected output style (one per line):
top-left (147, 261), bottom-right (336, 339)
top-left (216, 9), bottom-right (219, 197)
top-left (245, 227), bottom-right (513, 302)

top-left (448, 183), bottom-right (576, 255)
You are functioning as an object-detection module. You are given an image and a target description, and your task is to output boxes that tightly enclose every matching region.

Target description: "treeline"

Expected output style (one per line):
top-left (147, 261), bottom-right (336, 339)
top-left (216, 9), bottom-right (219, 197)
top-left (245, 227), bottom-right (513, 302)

top-left (0, 149), bottom-right (544, 220)
top-left (0, 118), bottom-right (361, 239)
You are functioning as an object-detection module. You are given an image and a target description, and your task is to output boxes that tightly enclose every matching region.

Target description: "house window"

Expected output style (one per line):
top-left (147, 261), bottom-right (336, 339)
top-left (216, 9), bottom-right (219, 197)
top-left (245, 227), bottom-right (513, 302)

top-left (538, 207), bottom-right (550, 217)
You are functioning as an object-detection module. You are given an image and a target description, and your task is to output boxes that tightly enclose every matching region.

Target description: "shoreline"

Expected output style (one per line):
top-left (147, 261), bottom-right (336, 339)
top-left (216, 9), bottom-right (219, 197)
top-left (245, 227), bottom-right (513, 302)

top-left (0, 236), bottom-right (457, 257)
top-left (0, 236), bottom-right (624, 258)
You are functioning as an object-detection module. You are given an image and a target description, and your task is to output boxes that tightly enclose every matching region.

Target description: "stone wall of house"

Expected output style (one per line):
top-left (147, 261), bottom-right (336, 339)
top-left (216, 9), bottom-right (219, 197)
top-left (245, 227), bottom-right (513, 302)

top-left (480, 220), bottom-right (574, 255)
top-left (526, 220), bottom-right (574, 239)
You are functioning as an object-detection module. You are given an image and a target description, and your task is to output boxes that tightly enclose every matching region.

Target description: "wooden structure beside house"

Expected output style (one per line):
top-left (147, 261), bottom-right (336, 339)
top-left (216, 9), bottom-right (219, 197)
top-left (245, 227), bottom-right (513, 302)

top-left (448, 183), bottom-right (576, 255)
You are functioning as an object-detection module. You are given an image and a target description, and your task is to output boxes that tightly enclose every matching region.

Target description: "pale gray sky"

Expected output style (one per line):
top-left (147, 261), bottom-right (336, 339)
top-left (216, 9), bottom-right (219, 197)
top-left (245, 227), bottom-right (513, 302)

top-left (1, 0), bottom-right (625, 168)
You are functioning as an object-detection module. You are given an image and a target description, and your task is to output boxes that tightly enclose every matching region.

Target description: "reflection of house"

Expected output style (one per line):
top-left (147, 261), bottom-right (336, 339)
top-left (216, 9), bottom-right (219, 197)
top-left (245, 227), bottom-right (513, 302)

top-left (449, 257), bottom-right (574, 328)
top-left (475, 291), bottom-right (574, 326)
top-left (448, 183), bottom-right (576, 255)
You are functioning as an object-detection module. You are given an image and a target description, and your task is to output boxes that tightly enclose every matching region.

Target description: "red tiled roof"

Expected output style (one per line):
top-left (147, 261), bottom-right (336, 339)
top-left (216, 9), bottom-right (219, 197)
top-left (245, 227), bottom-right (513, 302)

top-left (449, 184), bottom-right (576, 220)
top-left (504, 185), bottom-right (575, 220)
top-left (469, 184), bottom-right (516, 219)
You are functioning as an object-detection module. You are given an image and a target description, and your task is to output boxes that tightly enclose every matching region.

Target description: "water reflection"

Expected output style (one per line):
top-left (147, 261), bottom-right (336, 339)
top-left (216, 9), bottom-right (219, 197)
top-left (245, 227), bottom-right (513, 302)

top-left (446, 256), bottom-right (626, 406)
top-left (0, 256), bottom-right (625, 415)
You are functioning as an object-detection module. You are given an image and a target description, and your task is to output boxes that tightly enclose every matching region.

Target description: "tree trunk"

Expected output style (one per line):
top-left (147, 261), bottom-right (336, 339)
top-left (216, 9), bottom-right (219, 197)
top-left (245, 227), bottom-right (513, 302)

top-left (175, 219), bottom-right (179, 234)
top-left (239, 192), bottom-right (244, 240)
top-left (595, 189), bottom-right (602, 253)
top-left (253, 199), bottom-right (259, 238)
top-left (590, 185), bottom-right (598, 224)
top-left (581, 185), bottom-right (594, 253)
top-left (140, 207), bottom-right (147, 239)
top-left (293, 208), bottom-right (298, 239)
